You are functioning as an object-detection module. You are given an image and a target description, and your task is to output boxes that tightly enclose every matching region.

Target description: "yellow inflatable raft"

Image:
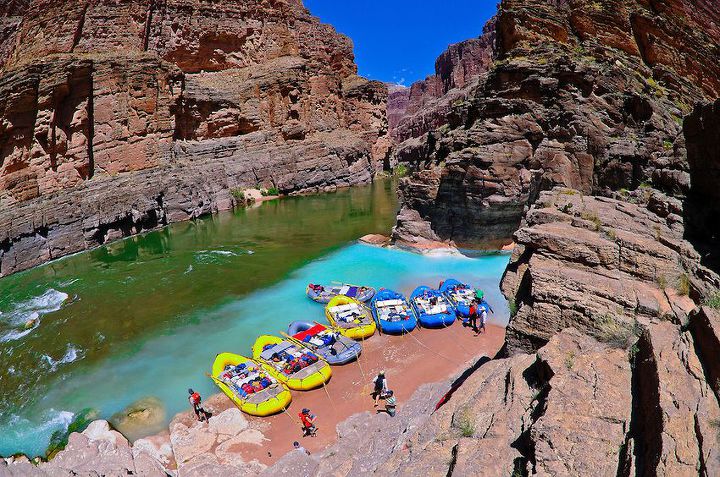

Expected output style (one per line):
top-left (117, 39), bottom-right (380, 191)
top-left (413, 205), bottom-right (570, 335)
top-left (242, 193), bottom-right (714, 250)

top-left (251, 335), bottom-right (332, 391)
top-left (325, 295), bottom-right (376, 340)
top-left (211, 353), bottom-right (291, 416)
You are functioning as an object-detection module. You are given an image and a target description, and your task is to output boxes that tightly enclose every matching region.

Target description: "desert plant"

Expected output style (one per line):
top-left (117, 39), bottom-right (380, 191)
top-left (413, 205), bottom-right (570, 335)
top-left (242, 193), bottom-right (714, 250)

top-left (508, 298), bottom-right (518, 318)
top-left (677, 273), bottom-right (690, 296)
top-left (656, 275), bottom-right (668, 290)
top-left (394, 164), bottom-right (408, 177)
top-left (565, 352), bottom-right (576, 370)
top-left (581, 210), bottom-right (602, 231)
top-left (703, 292), bottom-right (720, 310)
top-left (628, 343), bottom-right (640, 368)
top-left (454, 410), bottom-right (476, 438)
top-left (596, 315), bottom-right (639, 349)
top-left (663, 140), bottom-right (673, 151)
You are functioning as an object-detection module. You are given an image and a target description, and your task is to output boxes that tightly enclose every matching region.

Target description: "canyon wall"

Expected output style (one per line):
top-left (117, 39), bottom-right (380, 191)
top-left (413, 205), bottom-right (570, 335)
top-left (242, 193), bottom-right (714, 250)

top-left (389, 0), bottom-right (720, 248)
top-left (0, 0), bottom-right (389, 277)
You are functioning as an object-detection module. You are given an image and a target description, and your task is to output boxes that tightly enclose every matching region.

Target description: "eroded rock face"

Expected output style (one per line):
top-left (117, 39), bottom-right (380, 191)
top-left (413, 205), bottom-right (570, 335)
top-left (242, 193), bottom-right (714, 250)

top-left (390, 0), bottom-right (720, 248)
top-left (500, 187), bottom-right (719, 354)
top-left (0, 0), bottom-right (389, 277)
top-left (263, 330), bottom-right (637, 476)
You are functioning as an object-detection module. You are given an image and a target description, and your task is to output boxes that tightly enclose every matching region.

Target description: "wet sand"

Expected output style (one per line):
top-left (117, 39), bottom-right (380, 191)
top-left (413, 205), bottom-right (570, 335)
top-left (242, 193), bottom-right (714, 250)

top-left (217, 323), bottom-right (506, 466)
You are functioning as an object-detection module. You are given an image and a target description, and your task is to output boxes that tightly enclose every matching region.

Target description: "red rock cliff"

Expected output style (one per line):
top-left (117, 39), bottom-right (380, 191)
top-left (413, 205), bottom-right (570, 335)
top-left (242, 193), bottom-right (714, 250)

top-left (0, 0), bottom-right (389, 276)
top-left (390, 0), bottom-right (720, 248)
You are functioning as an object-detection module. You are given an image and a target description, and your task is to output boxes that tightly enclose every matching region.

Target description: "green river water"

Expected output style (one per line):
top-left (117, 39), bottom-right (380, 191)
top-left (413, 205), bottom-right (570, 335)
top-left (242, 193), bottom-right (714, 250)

top-left (0, 180), bottom-right (510, 457)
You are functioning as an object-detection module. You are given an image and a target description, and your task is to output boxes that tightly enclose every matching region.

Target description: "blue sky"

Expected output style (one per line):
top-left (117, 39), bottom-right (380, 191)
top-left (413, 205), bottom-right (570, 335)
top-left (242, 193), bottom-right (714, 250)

top-left (304, 0), bottom-right (498, 86)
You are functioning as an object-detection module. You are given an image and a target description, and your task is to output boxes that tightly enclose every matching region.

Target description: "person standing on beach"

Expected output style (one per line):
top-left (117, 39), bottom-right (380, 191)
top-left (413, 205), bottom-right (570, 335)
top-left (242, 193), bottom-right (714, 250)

top-left (372, 371), bottom-right (388, 407)
top-left (478, 306), bottom-right (488, 334)
top-left (293, 441), bottom-right (311, 455)
top-left (188, 389), bottom-right (210, 421)
top-left (299, 408), bottom-right (317, 437)
top-left (383, 390), bottom-right (397, 417)
top-left (467, 300), bottom-right (479, 333)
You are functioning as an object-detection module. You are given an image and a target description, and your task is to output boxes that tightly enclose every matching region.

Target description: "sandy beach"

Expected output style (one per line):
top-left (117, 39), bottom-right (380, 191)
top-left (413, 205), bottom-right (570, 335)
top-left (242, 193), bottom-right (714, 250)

top-left (177, 322), bottom-right (506, 467)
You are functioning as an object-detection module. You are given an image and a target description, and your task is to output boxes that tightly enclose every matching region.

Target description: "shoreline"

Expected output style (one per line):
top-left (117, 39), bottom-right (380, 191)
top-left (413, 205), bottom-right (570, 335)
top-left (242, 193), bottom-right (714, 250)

top-left (360, 234), bottom-right (515, 256)
top-left (139, 323), bottom-right (506, 472)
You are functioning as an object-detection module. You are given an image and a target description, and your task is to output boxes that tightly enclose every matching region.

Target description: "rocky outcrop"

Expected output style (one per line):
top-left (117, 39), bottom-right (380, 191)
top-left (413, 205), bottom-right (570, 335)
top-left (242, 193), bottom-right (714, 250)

top-left (263, 329), bottom-right (638, 476)
top-left (1, 401), bottom-right (268, 476)
top-left (500, 187), bottom-right (715, 353)
top-left (390, 0), bottom-right (720, 248)
top-left (0, 0), bottom-right (389, 277)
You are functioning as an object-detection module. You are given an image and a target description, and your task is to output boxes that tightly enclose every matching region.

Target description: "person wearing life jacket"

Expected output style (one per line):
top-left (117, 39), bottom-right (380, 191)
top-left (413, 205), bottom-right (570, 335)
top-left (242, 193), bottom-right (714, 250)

top-left (299, 408), bottom-right (317, 437)
top-left (188, 388), bottom-right (210, 422)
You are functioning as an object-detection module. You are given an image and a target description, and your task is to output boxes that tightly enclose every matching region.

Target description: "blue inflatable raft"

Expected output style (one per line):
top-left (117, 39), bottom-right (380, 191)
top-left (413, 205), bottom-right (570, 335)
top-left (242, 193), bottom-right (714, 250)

top-left (410, 286), bottom-right (456, 328)
top-left (285, 321), bottom-right (361, 365)
top-left (440, 278), bottom-right (477, 318)
top-left (370, 288), bottom-right (417, 334)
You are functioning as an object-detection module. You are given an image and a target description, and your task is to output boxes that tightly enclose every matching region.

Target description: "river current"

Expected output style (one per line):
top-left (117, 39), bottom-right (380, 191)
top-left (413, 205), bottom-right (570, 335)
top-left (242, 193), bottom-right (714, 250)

top-left (0, 180), bottom-right (509, 457)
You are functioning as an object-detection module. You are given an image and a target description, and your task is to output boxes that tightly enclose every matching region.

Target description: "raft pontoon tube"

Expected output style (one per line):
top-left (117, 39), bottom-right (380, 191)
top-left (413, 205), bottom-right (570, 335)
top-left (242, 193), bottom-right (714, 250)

top-left (211, 352), bottom-right (291, 416)
top-left (325, 295), bottom-right (376, 340)
top-left (251, 335), bottom-right (332, 391)
top-left (410, 286), bottom-right (456, 328)
top-left (370, 288), bottom-right (417, 334)
top-left (286, 321), bottom-right (362, 365)
top-left (440, 278), bottom-right (477, 318)
top-left (306, 283), bottom-right (376, 304)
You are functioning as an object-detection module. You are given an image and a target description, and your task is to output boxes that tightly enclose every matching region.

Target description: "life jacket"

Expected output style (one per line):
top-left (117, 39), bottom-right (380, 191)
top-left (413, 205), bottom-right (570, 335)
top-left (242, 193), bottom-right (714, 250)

top-left (299, 413), bottom-right (314, 427)
top-left (190, 392), bottom-right (201, 405)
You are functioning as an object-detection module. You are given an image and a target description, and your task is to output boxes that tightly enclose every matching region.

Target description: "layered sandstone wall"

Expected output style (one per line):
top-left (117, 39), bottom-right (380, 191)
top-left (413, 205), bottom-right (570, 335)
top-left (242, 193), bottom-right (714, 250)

top-left (389, 0), bottom-right (720, 248)
top-left (0, 0), bottom-right (389, 276)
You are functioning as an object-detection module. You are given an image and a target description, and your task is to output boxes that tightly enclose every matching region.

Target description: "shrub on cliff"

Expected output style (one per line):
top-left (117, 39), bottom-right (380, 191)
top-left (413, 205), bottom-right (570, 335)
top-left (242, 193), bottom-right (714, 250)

top-left (704, 292), bottom-right (720, 310)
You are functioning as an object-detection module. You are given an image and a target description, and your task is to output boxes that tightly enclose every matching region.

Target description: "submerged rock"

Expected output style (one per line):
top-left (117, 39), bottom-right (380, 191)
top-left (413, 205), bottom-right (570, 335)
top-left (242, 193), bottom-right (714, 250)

top-left (110, 396), bottom-right (166, 443)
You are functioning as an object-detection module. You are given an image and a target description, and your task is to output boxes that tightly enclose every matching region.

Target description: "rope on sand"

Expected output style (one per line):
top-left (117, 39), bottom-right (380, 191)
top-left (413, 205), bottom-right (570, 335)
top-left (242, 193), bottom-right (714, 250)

top-left (321, 380), bottom-right (338, 413)
top-left (442, 318), bottom-right (477, 357)
top-left (405, 328), bottom-right (461, 366)
top-left (282, 407), bottom-right (300, 428)
top-left (354, 348), bottom-right (367, 382)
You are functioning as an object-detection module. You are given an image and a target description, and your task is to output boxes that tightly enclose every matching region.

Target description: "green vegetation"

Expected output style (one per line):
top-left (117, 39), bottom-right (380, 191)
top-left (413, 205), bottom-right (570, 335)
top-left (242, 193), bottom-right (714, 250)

top-left (670, 113), bottom-right (683, 127)
top-left (508, 298), bottom-right (518, 318)
top-left (230, 188), bottom-right (245, 201)
top-left (677, 273), bottom-right (690, 296)
top-left (46, 408), bottom-right (98, 459)
top-left (393, 164), bottom-right (409, 177)
top-left (656, 274), bottom-right (668, 290)
top-left (646, 77), bottom-right (667, 97)
top-left (596, 315), bottom-right (640, 349)
top-left (581, 210), bottom-right (602, 231)
top-left (565, 351), bottom-right (576, 370)
top-left (628, 343), bottom-right (640, 369)
top-left (703, 292), bottom-right (720, 310)
top-left (262, 187), bottom-right (280, 197)
top-left (663, 140), bottom-right (673, 151)
top-left (455, 409), bottom-right (476, 438)
top-left (604, 228), bottom-right (617, 241)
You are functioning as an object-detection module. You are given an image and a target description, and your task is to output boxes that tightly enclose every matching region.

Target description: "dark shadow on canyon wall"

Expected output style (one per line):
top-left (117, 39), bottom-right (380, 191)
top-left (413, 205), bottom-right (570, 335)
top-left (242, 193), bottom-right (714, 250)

top-left (683, 99), bottom-right (720, 274)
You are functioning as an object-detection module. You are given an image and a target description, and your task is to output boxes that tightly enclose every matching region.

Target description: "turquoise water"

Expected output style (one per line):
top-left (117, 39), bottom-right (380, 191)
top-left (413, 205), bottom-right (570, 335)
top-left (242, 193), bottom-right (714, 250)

top-left (0, 181), bottom-right (510, 457)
